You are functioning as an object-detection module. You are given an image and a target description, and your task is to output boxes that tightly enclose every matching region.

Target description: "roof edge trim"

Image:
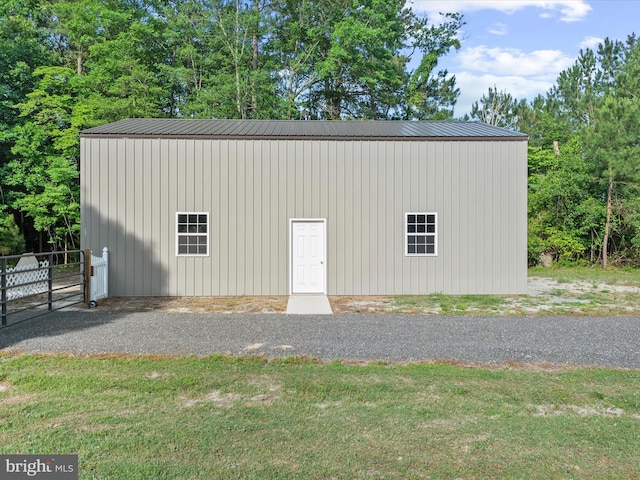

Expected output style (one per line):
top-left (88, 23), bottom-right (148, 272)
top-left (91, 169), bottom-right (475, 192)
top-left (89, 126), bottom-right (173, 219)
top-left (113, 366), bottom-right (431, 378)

top-left (80, 133), bottom-right (528, 142)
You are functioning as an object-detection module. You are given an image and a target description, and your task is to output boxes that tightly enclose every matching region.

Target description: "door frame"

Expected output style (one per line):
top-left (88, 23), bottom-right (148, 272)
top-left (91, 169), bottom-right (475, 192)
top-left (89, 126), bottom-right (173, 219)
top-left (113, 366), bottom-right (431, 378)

top-left (289, 218), bottom-right (327, 295)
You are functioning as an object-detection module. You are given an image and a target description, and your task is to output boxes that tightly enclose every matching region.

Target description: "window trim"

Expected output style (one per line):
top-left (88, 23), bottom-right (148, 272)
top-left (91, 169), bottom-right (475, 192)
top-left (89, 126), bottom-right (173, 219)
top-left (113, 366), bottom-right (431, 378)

top-left (176, 212), bottom-right (210, 257)
top-left (405, 212), bottom-right (438, 257)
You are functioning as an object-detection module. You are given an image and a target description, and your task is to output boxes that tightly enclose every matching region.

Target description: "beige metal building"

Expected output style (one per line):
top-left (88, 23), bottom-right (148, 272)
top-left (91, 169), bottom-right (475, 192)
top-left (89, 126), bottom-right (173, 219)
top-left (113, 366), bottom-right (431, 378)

top-left (80, 119), bottom-right (528, 296)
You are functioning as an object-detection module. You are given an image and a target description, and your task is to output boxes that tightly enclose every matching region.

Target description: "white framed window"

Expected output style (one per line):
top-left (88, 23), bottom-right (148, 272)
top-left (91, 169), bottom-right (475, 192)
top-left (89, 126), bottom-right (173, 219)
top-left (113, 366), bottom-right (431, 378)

top-left (176, 212), bottom-right (209, 256)
top-left (405, 212), bottom-right (437, 256)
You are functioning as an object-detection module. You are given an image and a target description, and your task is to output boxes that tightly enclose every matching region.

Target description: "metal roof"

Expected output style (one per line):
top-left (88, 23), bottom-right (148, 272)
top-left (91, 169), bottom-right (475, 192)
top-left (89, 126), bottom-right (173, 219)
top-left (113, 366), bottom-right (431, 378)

top-left (81, 118), bottom-right (528, 140)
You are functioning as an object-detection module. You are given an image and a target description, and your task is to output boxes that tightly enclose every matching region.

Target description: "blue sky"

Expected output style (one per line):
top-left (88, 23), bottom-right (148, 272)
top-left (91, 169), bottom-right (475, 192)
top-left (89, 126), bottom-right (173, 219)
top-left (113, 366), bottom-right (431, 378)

top-left (411, 0), bottom-right (639, 117)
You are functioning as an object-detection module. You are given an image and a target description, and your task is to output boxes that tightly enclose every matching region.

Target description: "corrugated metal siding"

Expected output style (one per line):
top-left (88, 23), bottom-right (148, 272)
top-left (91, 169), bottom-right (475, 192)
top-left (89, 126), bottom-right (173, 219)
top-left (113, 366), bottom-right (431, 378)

top-left (81, 137), bottom-right (527, 296)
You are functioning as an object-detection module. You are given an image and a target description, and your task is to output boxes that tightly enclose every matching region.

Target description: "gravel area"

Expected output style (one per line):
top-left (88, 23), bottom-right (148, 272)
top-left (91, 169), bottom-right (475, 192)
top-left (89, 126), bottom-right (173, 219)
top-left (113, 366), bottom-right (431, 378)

top-left (2, 310), bottom-right (639, 368)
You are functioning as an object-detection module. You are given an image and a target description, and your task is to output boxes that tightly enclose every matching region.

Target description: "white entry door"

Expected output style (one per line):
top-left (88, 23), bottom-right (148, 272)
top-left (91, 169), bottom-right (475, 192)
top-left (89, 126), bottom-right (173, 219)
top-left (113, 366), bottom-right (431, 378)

top-left (291, 220), bottom-right (326, 294)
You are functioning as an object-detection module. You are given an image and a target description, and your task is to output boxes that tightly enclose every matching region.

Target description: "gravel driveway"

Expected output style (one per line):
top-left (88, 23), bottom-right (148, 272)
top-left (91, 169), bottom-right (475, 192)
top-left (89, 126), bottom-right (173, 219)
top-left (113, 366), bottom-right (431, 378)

top-left (2, 310), bottom-right (639, 368)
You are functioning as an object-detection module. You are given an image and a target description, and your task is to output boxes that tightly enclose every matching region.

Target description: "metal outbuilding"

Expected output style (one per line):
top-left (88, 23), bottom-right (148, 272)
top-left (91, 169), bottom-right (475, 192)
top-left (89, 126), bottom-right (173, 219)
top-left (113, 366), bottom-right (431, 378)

top-left (80, 119), bottom-right (528, 296)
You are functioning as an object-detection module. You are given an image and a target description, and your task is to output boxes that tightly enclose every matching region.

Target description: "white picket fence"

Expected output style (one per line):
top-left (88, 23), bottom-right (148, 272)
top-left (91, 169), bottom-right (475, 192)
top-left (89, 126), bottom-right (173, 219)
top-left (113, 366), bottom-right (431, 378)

top-left (5, 259), bottom-right (49, 301)
top-left (89, 247), bottom-right (109, 306)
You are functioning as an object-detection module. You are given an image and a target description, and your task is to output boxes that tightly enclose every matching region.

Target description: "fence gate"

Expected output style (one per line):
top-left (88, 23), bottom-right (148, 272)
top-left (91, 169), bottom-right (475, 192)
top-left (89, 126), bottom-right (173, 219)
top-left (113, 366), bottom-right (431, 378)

top-left (88, 247), bottom-right (109, 307)
top-left (1, 248), bottom-right (109, 328)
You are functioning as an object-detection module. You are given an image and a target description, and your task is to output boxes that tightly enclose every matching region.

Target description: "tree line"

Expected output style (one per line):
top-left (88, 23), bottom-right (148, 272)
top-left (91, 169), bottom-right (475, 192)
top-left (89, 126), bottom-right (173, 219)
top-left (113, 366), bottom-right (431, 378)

top-left (1, 0), bottom-right (639, 267)
top-left (0, 0), bottom-right (462, 253)
top-left (468, 36), bottom-right (640, 267)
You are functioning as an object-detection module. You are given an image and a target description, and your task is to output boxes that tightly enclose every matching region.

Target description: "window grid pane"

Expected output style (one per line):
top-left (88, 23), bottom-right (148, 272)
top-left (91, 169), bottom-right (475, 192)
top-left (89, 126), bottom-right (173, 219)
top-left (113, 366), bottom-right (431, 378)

top-left (406, 213), bottom-right (437, 256)
top-left (177, 213), bottom-right (208, 256)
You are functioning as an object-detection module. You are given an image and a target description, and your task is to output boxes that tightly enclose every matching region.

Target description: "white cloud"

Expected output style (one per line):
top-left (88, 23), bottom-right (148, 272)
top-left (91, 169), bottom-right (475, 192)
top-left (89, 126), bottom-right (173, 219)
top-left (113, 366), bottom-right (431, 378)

top-left (411, 0), bottom-right (592, 22)
top-left (487, 22), bottom-right (508, 35)
top-left (579, 35), bottom-right (604, 50)
top-left (453, 71), bottom-right (554, 116)
top-left (457, 45), bottom-right (574, 77)
top-left (449, 45), bottom-right (575, 116)
top-left (555, 1), bottom-right (592, 22)
top-left (406, 0), bottom-right (594, 117)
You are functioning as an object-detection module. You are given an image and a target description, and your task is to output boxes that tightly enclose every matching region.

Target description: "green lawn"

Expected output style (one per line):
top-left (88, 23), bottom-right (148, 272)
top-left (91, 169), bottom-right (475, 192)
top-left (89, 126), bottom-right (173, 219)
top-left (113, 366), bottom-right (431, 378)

top-left (528, 265), bottom-right (640, 286)
top-left (381, 266), bottom-right (640, 316)
top-left (1, 354), bottom-right (639, 479)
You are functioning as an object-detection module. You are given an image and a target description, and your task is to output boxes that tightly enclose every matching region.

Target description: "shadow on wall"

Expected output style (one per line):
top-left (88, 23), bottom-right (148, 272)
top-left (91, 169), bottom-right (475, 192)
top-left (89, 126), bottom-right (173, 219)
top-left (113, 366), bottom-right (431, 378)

top-left (83, 204), bottom-right (169, 297)
top-left (0, 205), bottom-right (169, 350)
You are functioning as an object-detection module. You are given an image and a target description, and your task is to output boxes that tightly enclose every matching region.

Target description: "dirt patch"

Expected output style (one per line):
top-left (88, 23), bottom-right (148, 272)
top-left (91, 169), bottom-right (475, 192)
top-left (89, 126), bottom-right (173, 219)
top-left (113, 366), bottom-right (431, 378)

top-left (94, 294), bottom-right (407, 314)
top-left (329, 296), bottom-right (394, 314)
top-left (182, 388), bottom-right (282, 408)
top-left (88, 277), bottom-right (640, 315)
top-left (0, 393), bottom-right (36, 407)
top-left (526, 276), bottom-right (640, 297)
top-left (97, 296), bottom-right (288, 314)
top-left (533, 404), bottom-right (625, 417)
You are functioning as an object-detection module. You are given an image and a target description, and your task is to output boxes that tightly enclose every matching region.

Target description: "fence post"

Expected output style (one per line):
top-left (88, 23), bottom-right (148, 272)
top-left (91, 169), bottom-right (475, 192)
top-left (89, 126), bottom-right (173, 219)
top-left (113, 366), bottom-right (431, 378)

top-left (102, 247), bottom-right (109, 298)
top-left (84, 249), bottom-right (92, 307)
top-left (47, 252), bottom-right (54, 312)
top-left (1, 257), bottom-right (6, 327)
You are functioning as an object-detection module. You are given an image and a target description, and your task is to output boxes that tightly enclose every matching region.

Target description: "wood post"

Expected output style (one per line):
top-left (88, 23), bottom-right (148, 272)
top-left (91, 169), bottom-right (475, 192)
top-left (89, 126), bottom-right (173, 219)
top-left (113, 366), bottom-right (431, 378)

top-left (84, 249), bottom-right (92, 306)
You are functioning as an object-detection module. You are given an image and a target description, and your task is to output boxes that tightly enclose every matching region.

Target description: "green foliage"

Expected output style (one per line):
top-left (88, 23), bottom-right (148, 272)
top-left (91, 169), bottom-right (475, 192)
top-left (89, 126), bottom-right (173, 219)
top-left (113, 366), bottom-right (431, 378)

top-left (274, 0), bottom-right (462, 119)
top-left (316, 0), bottom-right (407, 118)
top-left (527, 139), bottom-right (598, 264)
top-left (0, 0), bottom-right (465, 251)
top-left (494, 34), bottom-right (640, 266)
top-left (583, 93), bottom-right (640, 266)
top-left (4, 66), bottom-right (83, 250)
top-left (466, 85), bottom-right (518, 128)
top-left (0, 211), bottom-right (25, 254)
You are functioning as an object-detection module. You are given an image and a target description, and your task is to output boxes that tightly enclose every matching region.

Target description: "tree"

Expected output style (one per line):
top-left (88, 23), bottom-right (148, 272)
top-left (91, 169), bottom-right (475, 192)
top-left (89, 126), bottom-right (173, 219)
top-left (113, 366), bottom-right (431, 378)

top-left (552, 37), bottom-right (627, 129)
top-left (208, 0), bottom-right (280, 118)
top-left (527, 137), bottom-right (600, 264)
top-left (467, 85), bottom-right (518, 128)
top-left (616, 34), bottom-right (640, 98)
top-left (584, 94), bottom-right (640, 267)
top-left (270, 0), bottom-right (320, 118)
top-left (0, 211), bottom-right (25, 255)
top-left (83, 25), bottom-right (166, 121)
top-left (0, 0), bottom-right (468, 251)
top-left (298, 0), bottom-right (408, 119)
top-left (4, 66), bottom-right (83, 251)
top-left (3, 0), bottom-right (175, 250)
top-left (272, 1), bottom-right (463, 119)
top-left (566, 36), bottom-right (640, 267)
top-left (155, 0), bottom-right (282, 119)
top-left (0, 0), bottom-right (53, 250)
top-left (514, 94), bottom-right (571, 148)
top-left (0, 3), bottom-right (51, 128)
top-left (43, 0), bottom-right (137, 75)
top-left (523, 35), bottom-right (640, 266)
top-left (402, 12), bottom-right (463, 120)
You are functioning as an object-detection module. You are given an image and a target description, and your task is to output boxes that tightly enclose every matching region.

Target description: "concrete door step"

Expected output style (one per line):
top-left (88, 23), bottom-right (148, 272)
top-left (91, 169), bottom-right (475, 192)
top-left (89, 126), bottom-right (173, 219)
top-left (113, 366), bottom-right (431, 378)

top-left (285, 295), bottom-right (333, 315)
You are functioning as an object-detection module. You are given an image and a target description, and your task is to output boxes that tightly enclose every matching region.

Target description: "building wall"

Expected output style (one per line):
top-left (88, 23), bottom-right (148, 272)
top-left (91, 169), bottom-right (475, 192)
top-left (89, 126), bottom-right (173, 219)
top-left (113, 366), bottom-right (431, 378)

top-left (80, 137), bottom-right (528, 296)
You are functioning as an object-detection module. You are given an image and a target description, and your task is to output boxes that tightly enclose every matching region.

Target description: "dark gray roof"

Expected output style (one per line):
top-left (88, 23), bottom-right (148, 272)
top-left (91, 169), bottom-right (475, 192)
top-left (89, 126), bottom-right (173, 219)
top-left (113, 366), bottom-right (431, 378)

top-left (81, 118), bottom-right (528, 140)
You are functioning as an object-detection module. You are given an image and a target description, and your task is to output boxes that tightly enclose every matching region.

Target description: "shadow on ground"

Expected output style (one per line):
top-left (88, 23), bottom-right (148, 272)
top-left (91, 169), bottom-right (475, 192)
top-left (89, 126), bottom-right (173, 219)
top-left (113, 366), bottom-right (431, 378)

top-left (1, 204), bottom-right (170, 350)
